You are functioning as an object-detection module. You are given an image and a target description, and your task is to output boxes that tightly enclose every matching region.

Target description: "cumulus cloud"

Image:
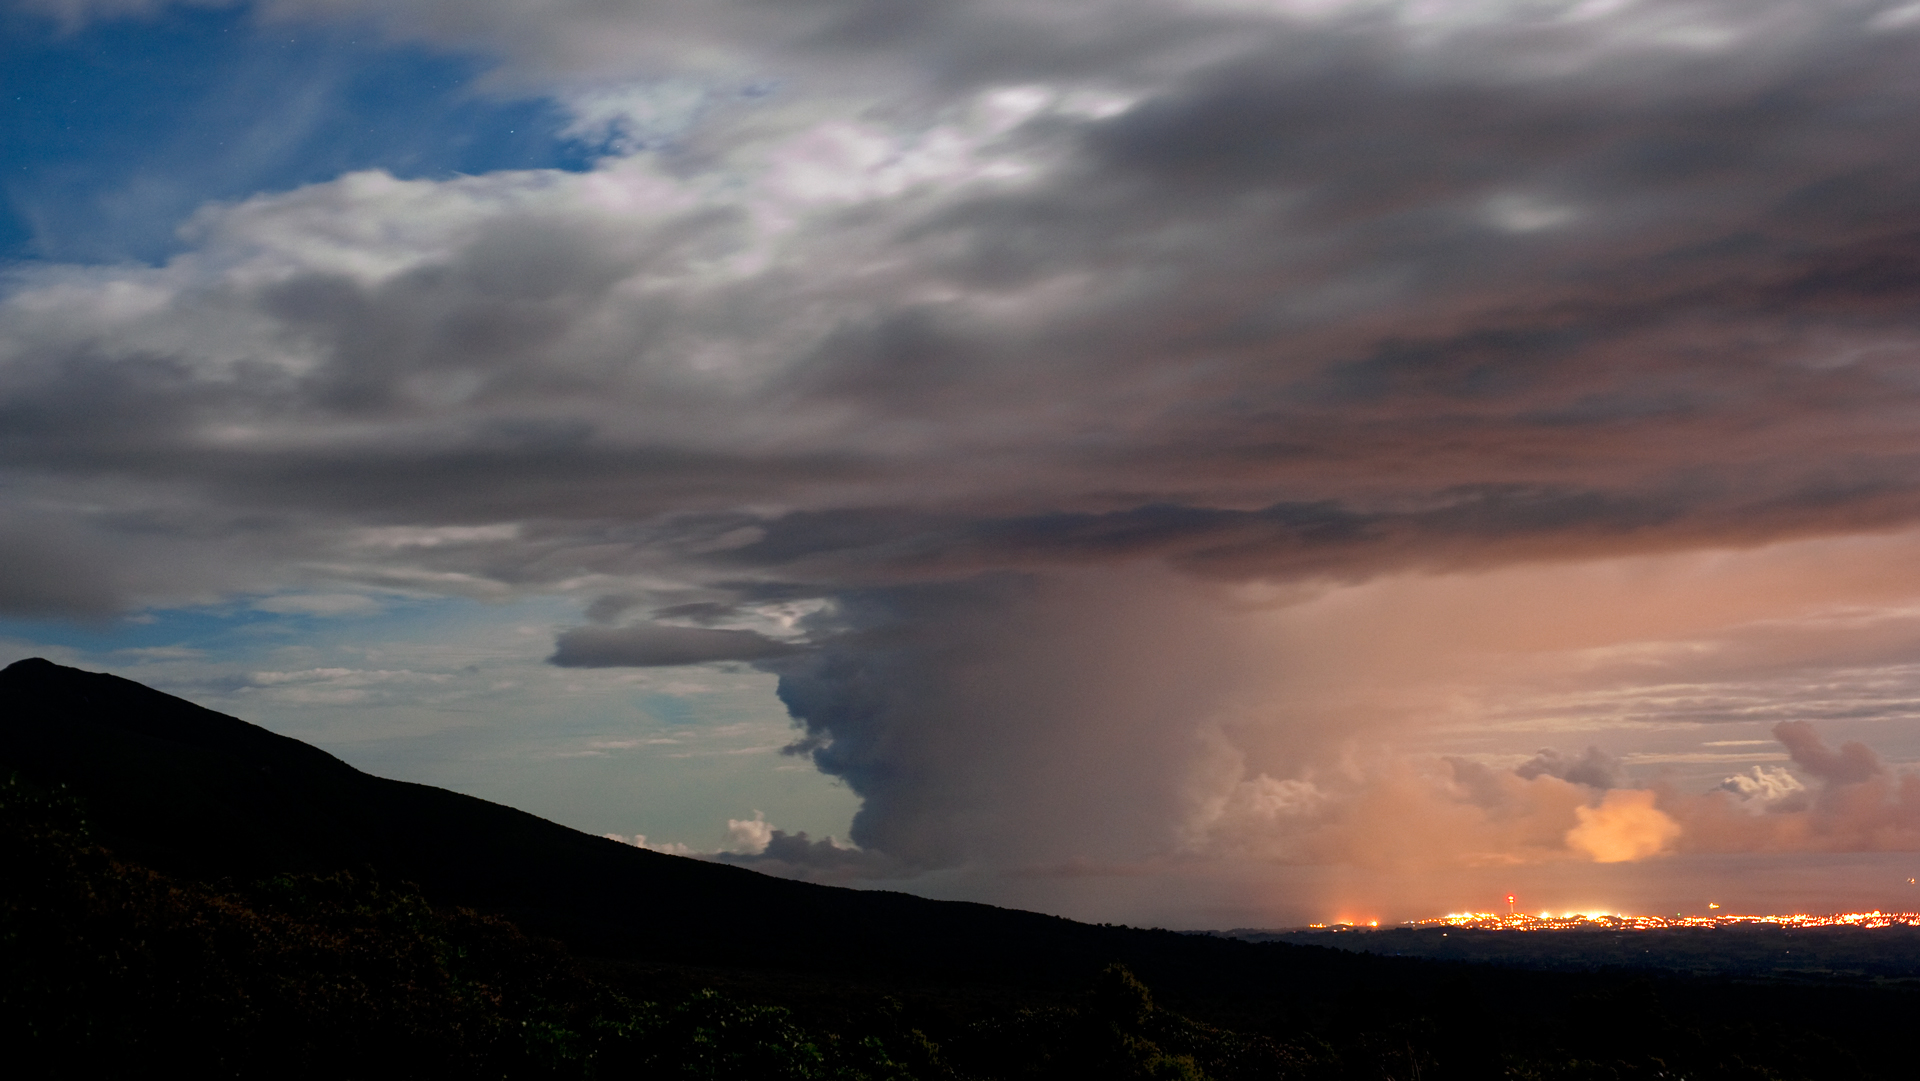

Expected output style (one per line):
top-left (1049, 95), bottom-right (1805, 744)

top-left (1517, 746), bottom-right (1623, 790)
top-left (1184, 718), bottom-right (1920, 876)
top-left (1719, 765), bottom-right (1808, 808)
top-left (715, 825), bottom-right (908, 881)
top-left (597, 811), bottom-right (902, 880)
top-left (721, 811), bottom-right (775, 855)
top-left (771, 571), bottom-right (1255, 871)
top-left (1773, 719), bottom-right (1884, 785)
top-left (1566, 789), bottom-right (1681, 863)
top-left (1659, 721), bottom-right (1920, 858)
top-left (1189, 754), bottom-right (1603, 870)
top-left (14, 0), bottom-right (1920, 911)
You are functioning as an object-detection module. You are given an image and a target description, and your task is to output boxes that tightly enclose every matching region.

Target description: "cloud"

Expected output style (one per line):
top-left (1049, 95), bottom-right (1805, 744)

top-left (1772, 719), bottom-right (1884, 785)
top-left (772, 571), bottom-right (1255, 870)
top-left (721, 810), bottom-right (774, 855)
top-left (600, 810), bottom-right (907, 880)
top-left (1187, 717), bottom-right (1920, 873)
top-left (1516, 746), bottom-right (1624, 790)
top-left (1718, 765), bottom-right (1808, 807)
top-left (1566, 789), bottom-right (1681, 863)
top-left (0, 523), bottom-right (128, 616)
top-left (548, 623), bottom-right (800, 667)
top-left (253, 592), bottom-right (383, 616)
top-left (602, 832), bottom-right (694, 856)
top-left (1653, 720), bottom-right (1920, 858)
top-left (15, 0), bottom-right (1920, 915)
top-left (714, 825), bottom-right (907, 881)
top-left (12, 6), bottom-right (1920, 602)
top-left (1188, 753), bottom-right (1601, 870)
top-left (236, 666), bottom-right (454, 707)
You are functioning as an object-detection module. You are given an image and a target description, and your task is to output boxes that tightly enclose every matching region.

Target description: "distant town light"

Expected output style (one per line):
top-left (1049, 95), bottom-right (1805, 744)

top-left (1382, 910), bottom-right (1920, 932)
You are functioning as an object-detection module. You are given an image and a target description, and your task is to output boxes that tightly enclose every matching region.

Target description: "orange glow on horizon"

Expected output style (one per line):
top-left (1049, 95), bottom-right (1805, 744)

top-left (1302, 910), bottom-right (1920, 932)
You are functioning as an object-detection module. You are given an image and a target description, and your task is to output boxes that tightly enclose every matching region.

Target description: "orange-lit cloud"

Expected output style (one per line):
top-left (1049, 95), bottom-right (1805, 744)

top-left (1567, 790), bottom-right (1680, 863)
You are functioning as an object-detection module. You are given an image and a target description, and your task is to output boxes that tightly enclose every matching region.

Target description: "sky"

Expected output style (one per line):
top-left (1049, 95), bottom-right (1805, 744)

top-left (8, 0), bottom-right (1920, 929)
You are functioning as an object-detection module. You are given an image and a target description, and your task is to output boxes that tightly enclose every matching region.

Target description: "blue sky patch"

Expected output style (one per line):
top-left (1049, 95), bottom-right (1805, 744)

top-left (0, 5), bottom-right (595, 265)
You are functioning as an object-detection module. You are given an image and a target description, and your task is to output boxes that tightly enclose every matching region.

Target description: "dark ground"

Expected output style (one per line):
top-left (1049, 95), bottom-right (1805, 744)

top-left (1230, 923), bottom-right (1920, 980)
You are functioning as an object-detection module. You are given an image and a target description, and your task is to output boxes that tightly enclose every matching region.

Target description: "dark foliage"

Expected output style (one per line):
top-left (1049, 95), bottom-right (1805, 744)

top-left (0, 771), bottom-right (954, 1079)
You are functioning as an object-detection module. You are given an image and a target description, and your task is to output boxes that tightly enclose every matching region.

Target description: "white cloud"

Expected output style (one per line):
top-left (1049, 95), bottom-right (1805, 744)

top-left (1719, 764), bottom-right (1808, 806)
top-left (724, 811), bottom-right (774, 855)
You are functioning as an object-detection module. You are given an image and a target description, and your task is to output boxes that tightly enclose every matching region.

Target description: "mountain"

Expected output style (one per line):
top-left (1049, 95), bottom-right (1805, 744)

top-left (0, 657), bottom-right (1300, 1002)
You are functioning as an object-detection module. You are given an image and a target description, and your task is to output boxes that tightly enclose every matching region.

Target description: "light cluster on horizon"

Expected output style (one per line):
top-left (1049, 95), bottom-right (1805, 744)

top-left (1304, 911), bottom-right (1920, 932)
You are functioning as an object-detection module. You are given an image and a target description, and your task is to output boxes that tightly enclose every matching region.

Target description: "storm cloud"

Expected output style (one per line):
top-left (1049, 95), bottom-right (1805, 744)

top-left (13, 0), bottom-right (1920, 912)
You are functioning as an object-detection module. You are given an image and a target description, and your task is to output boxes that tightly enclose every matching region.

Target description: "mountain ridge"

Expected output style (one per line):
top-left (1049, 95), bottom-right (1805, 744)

top-left (0, 657), bottom-right (1294, 998)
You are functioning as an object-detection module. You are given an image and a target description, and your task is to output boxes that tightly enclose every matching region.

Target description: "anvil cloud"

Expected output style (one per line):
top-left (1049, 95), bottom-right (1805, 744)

top-left (9, 0), bottom-right (1920, 921)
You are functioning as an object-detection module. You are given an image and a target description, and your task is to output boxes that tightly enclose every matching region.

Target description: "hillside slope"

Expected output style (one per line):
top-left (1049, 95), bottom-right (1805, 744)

top-left (0, 658), bottom-right (1293, 997)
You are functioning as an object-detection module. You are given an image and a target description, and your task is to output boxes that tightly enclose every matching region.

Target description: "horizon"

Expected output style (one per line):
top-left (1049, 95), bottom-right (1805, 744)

top-left (1292, 908), bottom-right (1920, 930)
top-left (10, 0), bottom-right (1920, 931)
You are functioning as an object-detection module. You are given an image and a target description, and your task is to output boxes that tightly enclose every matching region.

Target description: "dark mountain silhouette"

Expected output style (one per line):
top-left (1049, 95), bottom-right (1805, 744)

top-left (0, 657), bottom-right (1295, 999)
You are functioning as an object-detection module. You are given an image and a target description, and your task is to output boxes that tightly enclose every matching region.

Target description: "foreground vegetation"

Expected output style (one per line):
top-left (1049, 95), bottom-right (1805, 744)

top-left (0, 772), bottom-right (1281, 1079)
top-left (9, 767), bottom-right (1920, 1079)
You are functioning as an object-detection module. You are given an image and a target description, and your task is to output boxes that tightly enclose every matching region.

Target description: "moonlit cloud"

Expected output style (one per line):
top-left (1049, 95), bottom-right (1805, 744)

top-left (9, 0), bottom-right (1920, 922)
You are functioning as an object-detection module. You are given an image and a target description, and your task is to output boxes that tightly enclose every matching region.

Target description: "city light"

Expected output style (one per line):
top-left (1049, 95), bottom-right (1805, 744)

top-left (1304, 910), bottom-right (1920, 932)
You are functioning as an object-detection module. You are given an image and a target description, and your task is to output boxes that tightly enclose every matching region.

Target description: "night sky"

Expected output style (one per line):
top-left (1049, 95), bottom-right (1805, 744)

top-left (8, 0), bottom-right (1920, 928)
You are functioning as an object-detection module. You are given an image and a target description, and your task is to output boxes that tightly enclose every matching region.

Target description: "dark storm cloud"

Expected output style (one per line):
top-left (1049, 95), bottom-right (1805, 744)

top-left (15, 1), bottom-right (1920, 878)
top-left (549, 622), bottom-right (800, 667)
top-left (768, 572), bottom-right (1250, 868)
top-left (719, 473), bottom-right (1920, 585)
top-left (12, 7), bottom-right (1920, 574)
